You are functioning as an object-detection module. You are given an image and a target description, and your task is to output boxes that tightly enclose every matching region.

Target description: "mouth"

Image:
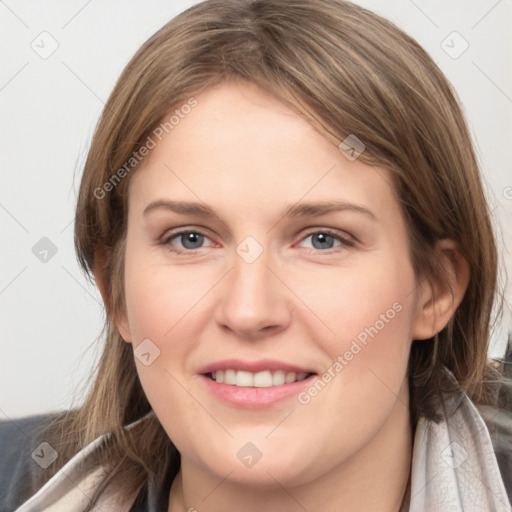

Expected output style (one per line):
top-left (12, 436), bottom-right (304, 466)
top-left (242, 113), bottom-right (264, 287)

top-left (198, 360), bottom-right (318, 408)
top-left (205, 369), bottom-right (315, 387)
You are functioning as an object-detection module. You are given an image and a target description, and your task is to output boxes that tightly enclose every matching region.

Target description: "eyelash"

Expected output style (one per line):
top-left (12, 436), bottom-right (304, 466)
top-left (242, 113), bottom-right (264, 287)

top-left (159, 228), bottom-right (355, 255)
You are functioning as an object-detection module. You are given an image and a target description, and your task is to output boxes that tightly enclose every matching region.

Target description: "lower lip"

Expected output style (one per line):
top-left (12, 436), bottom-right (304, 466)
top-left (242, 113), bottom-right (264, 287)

top-left (199, 374), bottom-right (316, 409)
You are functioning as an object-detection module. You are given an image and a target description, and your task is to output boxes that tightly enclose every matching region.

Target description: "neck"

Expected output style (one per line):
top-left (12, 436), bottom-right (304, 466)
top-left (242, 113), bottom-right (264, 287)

top-left (168, 382), bottom-right (412, 512)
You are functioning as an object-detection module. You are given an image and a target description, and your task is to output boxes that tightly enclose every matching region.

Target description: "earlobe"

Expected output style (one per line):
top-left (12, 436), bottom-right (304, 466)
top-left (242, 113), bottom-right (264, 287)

top-left (115, 313), bottom-right (133, 344)
top-left (411, 240), bottom-right (470, 340)
top-left (93, 247), bottom-right (133, 343)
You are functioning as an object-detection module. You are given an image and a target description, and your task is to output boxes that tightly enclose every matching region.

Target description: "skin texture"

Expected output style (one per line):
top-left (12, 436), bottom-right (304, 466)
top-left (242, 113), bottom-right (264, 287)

top-left (101, 80), bottom-right (469, 512)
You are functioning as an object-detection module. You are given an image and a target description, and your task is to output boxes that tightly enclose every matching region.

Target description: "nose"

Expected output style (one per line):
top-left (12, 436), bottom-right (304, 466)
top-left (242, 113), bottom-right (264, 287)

top-left (214, 245), bottom-right (292, 340)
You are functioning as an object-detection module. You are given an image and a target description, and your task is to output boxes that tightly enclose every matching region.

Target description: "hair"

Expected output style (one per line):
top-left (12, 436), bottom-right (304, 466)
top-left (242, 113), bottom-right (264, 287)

top-left (36, 0), bottom-right (508, 507)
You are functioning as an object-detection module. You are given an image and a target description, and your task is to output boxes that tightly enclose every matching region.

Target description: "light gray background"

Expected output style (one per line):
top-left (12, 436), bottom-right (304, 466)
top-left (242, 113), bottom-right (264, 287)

top-left (1, 0), bottom-right (511, 420)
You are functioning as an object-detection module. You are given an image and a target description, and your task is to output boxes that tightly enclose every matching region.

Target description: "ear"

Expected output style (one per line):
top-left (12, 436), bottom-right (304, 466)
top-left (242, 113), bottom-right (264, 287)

top-left (411, 239), bottom-right (470, 340)
top-left (93, 247), bottom-right (133, 343)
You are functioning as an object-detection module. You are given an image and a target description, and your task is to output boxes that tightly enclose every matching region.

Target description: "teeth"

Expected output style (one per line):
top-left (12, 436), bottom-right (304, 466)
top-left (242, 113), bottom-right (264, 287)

top-left (253, 370), bottom-right (273, 387)
top-left (210, 369), bottom-right (311, 387)
top-left (225, 369), bottom-right (236, 385)
top-left (272, 370), bottom-right (286, 386)
top-left (285, 372), bottom-right (296, 383)
top-left (235, 370), bottom-right (253, 387)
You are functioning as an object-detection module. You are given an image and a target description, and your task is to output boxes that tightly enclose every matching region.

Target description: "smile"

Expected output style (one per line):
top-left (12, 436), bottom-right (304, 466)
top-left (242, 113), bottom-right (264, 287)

top-left (208, 369), bottom-right (313, 387)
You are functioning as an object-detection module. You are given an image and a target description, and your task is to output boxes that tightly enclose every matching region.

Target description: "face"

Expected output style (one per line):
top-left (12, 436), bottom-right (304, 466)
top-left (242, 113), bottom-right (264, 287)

top-left (117, 80), bottom-right (424, 490)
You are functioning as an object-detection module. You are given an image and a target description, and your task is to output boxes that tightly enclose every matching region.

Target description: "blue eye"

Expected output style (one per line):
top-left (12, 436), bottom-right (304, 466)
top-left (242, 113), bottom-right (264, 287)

top-left (303, 229), bottom-right (354, 252)
top-left (160, 228), bottom-right (354, 255)
top-left (301, 232), bottom-right (343, 250)
top-left (162, 230), bottom-right (213, 254)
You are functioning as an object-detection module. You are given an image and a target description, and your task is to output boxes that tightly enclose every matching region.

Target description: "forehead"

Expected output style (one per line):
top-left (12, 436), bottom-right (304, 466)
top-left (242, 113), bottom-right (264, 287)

top-left (128, 81), bottom-right (398, 222)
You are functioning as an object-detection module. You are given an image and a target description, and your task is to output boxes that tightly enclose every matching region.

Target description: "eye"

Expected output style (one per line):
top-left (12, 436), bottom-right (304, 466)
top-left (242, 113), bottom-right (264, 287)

top-left (161, 229), bottom-right (215, 255)
top-left (298, 229), bottom-right (355, 252)
top-left (160, 227), bottom-right (355, 255)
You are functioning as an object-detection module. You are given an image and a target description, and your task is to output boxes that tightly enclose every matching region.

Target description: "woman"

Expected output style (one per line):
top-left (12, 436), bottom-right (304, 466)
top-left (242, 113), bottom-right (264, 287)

top-left (1, 0), bottom-right (511, 510)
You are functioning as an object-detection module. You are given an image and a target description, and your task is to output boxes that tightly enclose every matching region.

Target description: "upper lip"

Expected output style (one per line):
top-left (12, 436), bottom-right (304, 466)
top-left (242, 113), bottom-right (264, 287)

top-left (199, 359), bottom-right (316, 375)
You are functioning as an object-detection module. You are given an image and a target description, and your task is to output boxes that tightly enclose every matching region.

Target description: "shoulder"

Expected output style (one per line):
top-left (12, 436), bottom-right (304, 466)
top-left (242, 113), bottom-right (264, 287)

top-left (478, 378), bottom-right (512, 503)
top-left (0, 412), bottom-right (61, 512)
top-left (478, 343), bottom-right (512, 504)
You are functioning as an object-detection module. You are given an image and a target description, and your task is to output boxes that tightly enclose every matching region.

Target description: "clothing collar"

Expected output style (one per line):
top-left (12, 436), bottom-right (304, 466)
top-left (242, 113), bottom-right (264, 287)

top-left (407, 367), bottom-right (511, 511)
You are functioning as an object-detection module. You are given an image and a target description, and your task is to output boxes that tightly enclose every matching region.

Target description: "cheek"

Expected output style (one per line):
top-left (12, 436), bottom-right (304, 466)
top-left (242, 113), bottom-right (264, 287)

top-left (304, 252), bottom-right (416, 398)
top-left (122, 252), bottom-right (208, 440)
top-left (123, 246), bottom-right (209, 343)
top-left (308, 254), bottom-right (415, 348)
top-left (289, 261), bottom-right (415, 469)
top-left (122, 246), bottom-right (217, 419)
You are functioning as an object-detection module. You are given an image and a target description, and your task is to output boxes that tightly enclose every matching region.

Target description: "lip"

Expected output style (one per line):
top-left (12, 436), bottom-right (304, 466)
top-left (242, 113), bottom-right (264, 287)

top-left (197, 359), bottom-right (317, 409)
top-left (199, 373), bottom-right (317, 409)
top-left (198, 358), bottom-right (315, 374)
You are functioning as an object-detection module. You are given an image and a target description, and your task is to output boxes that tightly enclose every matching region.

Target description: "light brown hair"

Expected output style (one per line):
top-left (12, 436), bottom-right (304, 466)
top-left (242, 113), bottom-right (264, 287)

top-left (37, 0), bottom-right (506, 506)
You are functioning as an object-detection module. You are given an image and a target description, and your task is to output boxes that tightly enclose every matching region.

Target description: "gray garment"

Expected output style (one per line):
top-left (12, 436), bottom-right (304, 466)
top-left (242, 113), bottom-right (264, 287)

top-left (0, 413), bottom-right (61, 511)
top-left (2, 368), bottom-right (512, 512)
top-left (407, 369), bottom-right (511, 510)
top-left (0, 412), bottom-right (168, 512)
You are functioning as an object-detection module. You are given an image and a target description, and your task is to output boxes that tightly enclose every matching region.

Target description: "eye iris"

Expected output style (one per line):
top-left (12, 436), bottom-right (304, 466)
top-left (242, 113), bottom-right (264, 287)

top-left (175, 232), bottom-right (338, 250)
top-left (181, 232), bottom-right (203, 249)
top-left (312, 233), bottom-right (334, 250)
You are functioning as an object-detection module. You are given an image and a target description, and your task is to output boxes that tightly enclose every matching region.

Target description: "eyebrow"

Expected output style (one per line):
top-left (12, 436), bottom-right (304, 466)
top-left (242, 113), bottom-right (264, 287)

top-left (143, 199), bottom-right (377, 221)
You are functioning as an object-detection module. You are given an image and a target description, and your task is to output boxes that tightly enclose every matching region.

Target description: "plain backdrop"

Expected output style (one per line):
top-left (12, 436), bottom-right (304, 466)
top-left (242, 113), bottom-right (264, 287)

top-left (1, 0), bottom-right (511, 420)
